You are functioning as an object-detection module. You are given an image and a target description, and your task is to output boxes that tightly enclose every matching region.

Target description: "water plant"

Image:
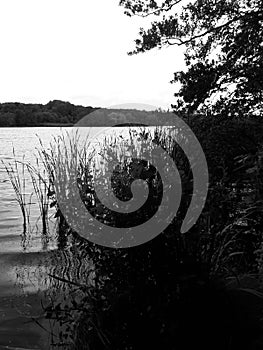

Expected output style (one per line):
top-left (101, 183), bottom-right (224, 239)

top-left (2, 149), bottom-right (32, 235)
top-left (2, 146), bottom-right (56, 247)
top-left (39, 117), bottom-right (263, 349)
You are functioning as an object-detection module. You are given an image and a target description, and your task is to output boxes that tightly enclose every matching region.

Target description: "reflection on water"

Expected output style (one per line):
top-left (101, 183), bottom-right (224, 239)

top-left (10, 243), bottom-right (94, 295)
top-left (0, 240), bottom-right (94, 349)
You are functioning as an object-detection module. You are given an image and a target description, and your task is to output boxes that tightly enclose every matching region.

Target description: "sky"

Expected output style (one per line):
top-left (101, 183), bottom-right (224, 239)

top-left (0, 0), bottom-right (185, 109)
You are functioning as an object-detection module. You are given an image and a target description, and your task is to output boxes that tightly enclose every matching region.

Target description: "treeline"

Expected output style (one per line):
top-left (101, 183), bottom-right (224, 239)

top-left (0, 100), bottom-right (98, 127)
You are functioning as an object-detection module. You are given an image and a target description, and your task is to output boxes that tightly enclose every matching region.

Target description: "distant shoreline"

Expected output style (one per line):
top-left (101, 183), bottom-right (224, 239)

top-left (0, 123), bottom-right (74, 127)
top-left (0, 123), bottom-right (155, 128)
top-left (0, 100), bottom-right (98, 127)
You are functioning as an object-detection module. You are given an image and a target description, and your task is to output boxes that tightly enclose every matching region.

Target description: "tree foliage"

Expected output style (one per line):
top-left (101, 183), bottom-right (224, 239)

top-left (120, 0), bottom-right (263, 116)
top-left (0, 100), bottom-right (97, 127)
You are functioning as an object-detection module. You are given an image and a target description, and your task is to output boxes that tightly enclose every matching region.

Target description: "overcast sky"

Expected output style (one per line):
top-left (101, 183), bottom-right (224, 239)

top-left (0, 0), bottom-right (185, 109)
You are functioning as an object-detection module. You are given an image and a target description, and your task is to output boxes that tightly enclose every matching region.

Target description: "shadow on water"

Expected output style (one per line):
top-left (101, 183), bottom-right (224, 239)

top-left (0, 228), bottom-right (94, 350)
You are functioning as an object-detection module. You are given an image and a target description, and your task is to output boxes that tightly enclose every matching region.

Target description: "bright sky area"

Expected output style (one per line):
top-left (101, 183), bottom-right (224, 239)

top-left (0, 0), bottom-right (185, 109)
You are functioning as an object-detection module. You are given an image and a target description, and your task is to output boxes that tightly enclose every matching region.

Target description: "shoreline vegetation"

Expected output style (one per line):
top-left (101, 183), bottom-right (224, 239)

top-left (0, 99), bottom-right (173, 127)
top-left (2, 111), bottom-right (263, 349)
top-left (0, 100), bottom-right (98, 127)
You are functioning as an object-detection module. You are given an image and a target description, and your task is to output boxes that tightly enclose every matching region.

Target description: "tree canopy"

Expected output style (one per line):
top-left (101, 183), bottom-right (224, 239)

top-left (0, 100), bottom-right (97, 127)
top-left (119, 0), bottom-right (263, 117)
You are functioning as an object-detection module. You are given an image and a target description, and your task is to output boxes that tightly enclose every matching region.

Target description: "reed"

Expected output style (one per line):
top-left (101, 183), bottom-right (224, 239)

top-left (26, 160), bottom-right (50, 237)
top-left (2, 146), bottom-right (55, 242)
top-left (2, 148), bottom-right (31, 235)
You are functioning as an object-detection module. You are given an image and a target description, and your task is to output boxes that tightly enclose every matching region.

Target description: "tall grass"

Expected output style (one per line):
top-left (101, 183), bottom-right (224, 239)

top-left (26, 160), bottom-right (50, 237)
top-left (33, 126), bottom-right (191, 348)
top-left (36, 122), bottom-right (263, 349)
top-left (2, 149), bottom-right (31, 235)
top-left (2, 147), bottom-right (54, 242)
top-left (36, 130), bottom-right (93, 240)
